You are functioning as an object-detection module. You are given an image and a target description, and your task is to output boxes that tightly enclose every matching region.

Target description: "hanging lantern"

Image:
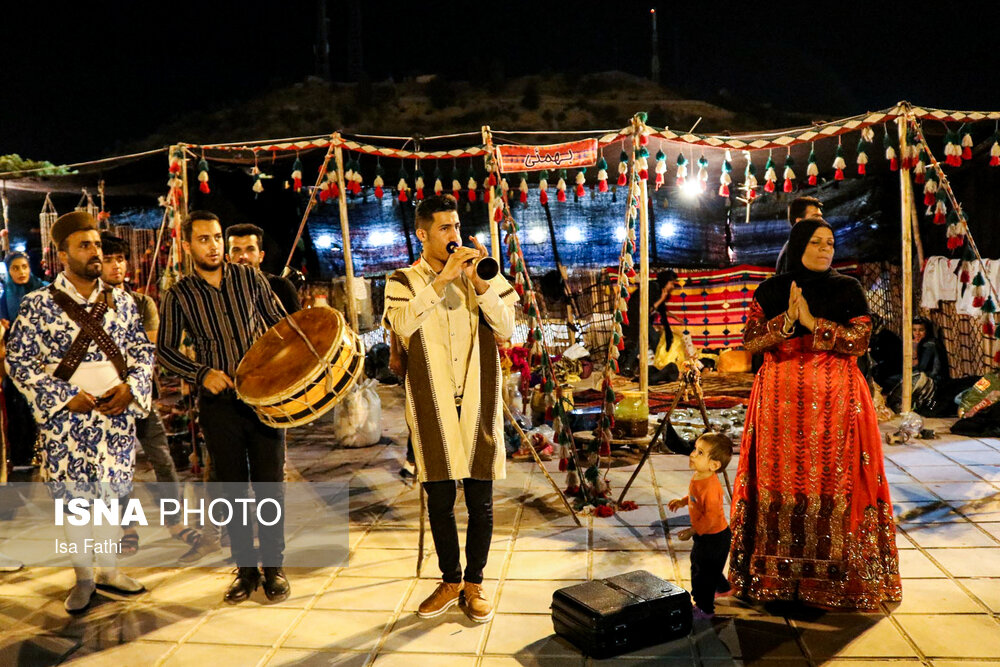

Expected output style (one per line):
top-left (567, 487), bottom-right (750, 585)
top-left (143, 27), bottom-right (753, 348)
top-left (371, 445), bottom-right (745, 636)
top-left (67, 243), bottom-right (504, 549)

top-left (198, 158), bottom-right (210, 194)
top-left (718, 149), bottom-right (732, 197)
top-left (654, 150), bottom-right (667, 189)
top-left (763, 152), bottom-right (776, 193)
top-left (806, 146), bottom-right (819, 186)
top-left (783, 154), bottom-right (796, 192)
top-left (596, 157), bottom-right (609, 192)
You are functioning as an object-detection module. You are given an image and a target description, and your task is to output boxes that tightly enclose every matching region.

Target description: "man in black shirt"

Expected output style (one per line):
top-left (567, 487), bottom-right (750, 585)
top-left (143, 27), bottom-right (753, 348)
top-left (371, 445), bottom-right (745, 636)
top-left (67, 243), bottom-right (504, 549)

top-left (775, 196), bottom-right (824, 275)
top-left (225, 223), bottom-right (301, 315)
top-left (157, 211), bottom-right (290, 604)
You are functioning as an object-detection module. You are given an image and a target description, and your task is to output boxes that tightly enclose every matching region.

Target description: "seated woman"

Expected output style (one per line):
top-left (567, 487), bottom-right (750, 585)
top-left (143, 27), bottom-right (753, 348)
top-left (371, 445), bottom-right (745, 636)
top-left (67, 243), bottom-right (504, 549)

top-left (729, 218), bottom-right (901, 610)
top-left (885, 317), bottom-right (947, 415)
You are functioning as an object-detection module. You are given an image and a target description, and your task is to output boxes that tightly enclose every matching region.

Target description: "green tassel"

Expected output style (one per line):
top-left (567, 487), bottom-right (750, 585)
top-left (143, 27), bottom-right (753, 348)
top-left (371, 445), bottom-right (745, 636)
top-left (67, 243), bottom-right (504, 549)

top-left (584, 465), bottom-right (600, 483)
top-left (764, 155), bottom-right (774, 171)
top-left (619, 151), bottom-right (628, 163)
top-left (973, 272), bottom-right (986, 287)
top-left (655, 149), bottom-right (665, 161)
top-left (983, 297), bottom-right (997, 314)
top-left (597, 157), bottom-right (608, 171)
top-left (637, 111), bottom-right (648, 123)
top-left (605, 387), bottom-right (616, 403)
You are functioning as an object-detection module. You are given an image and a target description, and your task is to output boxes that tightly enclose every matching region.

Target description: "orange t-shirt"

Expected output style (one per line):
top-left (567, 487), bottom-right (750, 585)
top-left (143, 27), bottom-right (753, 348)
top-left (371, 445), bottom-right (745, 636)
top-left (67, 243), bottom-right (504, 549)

top-left (686, 474), bottom-right (728, 536)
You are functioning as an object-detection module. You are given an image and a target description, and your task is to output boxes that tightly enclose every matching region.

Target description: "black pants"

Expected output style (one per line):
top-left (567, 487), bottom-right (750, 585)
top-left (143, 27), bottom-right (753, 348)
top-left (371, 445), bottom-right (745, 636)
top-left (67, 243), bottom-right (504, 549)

top-left (198, 391), bottom-right (285, 567)
top-left (423, 478), bottom-right (493, 584)
top-left (691, 527), bottom-right (732, 614)
top-left (3, 377), bottom-right (37, 466)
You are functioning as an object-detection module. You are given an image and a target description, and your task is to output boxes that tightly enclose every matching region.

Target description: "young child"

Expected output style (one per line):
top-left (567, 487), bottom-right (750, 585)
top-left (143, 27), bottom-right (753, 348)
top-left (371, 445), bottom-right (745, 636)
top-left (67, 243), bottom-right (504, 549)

top-left (667, 432), bottom-right (734, 620)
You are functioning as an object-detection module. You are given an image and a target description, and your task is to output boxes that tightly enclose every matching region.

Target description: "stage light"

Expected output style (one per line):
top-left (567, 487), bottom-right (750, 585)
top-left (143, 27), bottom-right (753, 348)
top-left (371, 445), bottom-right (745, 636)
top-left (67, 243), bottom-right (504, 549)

top-left (315, 234), bottom-right (334, 249)
top-left (565, 226), bottom-right (586, 243)
top-left (528, 227), bottom-right (547, 244)
top-left (475, 232), bottom-right (487, 245)
top-left (659, 222), bottom-right (676, 238)
top-left (12, 241), bottom-right (26, 252)
top-left (369, 230), bottom-right (397, 247)
top-left (614, 227), bottom-right (627, 242)
top-left (681, 180), bottom-right (702, 199)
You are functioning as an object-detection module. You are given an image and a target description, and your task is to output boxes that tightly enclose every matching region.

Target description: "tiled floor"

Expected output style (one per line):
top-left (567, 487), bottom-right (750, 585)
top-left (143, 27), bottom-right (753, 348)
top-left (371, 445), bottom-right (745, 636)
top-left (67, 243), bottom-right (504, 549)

top-left (2, 394), bottom-right (1000, 665)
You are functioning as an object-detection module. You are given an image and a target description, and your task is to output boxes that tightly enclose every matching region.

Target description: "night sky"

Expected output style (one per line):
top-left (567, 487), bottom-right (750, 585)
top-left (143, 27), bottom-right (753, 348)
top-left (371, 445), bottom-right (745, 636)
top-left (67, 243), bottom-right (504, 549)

top-left (3, 2), bottom-right (1000, 164)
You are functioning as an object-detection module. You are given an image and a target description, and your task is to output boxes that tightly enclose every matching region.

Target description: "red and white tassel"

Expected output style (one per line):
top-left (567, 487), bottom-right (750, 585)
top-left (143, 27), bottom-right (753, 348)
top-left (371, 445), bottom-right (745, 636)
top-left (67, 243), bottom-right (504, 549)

top-left (933, 196), bottom-right (947, 225)
top-left (914, 155), bottom-right (926, 184)
top-left (637, 152), bottom-right (649, 181)
top-left (414, 173), bottom-right (425, 200)
top-left (962, 129), bottom-right (974, 160)
top-left (433, 174), bottom-right (443, 196)
top-left (397, 175), bottom-right (409, 203)
top-left (654, 150), bottom-right (667, 189)
top-left (500, 177), bottom-right (510, 203)
top-left (597, 162), bottom-right (608, 193)
top-left (539, 173), bottom-right (549, 205)
top-left (556, 173), bottom-right (567, 202)
top-left (718, 149), bottom-right (732, 197)
top-left (373, 172), bottom-right (384, 199)
top-left (319, 169), bottom-right (338, 201)
top-left (923, 177), bottom-right (938, 207)
top-left (697, 155), bottom-right (709, 192)
top-left (617, 153), bottom-right (628, 186)
top-left (763, 154), bottom-right (776, 193)
top-left (990, 134), bottom-right (1000, 166)
top-left (832, 145), bottom-right (847, 181)
top-left (783, 154), bottom-right (796, 193)
top-left (675, 156), bottom-right (688, 187)
top-left (452, 175), bottom-right (462, 200)
top-left (857, 127), bottom-right (874, 175)
top-left (467, 174), bottom-right (477, 201)
top-left (885, 142), bottom-right (898, 171)
top-left (519, 176), bottom-right (529, 203)
top-left (575, 170), bottom-right (586, 197)
top-left (945, 133), bottom-right (963, 167)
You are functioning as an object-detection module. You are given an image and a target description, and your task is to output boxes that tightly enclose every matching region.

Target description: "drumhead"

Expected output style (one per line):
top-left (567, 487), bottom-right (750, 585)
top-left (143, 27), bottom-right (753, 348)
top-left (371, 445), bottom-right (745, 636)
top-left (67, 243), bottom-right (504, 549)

top-left (236, 306), bottom-right (345, 401)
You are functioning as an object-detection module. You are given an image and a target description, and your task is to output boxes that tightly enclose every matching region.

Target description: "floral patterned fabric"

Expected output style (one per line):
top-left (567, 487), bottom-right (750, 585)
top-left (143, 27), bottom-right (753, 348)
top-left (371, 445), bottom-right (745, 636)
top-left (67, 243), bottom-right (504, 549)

top-left (4, 274), bottom-right (154, 500)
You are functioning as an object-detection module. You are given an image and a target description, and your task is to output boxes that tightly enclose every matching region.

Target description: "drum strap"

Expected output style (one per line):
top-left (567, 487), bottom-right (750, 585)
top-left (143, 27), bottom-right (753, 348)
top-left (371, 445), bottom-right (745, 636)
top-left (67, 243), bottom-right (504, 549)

top-left (49, 285), bottom-right (129, 383)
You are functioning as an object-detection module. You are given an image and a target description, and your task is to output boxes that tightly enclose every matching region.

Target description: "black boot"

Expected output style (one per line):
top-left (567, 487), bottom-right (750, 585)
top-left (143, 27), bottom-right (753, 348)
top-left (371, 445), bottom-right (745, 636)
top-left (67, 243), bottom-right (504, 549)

top-left (224, 566), bottom-right (260, 604)
top-left (262, 567), bottom-right (290, 602)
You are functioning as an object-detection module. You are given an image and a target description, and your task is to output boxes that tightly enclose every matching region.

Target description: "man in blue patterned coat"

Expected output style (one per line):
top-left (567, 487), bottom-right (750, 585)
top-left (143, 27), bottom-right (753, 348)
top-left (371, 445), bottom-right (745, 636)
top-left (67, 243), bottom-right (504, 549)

top-left (4, 211), bottom-right (155, 613)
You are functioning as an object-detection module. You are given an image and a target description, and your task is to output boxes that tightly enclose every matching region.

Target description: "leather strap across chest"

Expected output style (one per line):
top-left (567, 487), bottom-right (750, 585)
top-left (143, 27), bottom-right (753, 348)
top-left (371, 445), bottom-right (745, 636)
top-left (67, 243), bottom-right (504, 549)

top-left (49, 285), bottom-right (129, 383)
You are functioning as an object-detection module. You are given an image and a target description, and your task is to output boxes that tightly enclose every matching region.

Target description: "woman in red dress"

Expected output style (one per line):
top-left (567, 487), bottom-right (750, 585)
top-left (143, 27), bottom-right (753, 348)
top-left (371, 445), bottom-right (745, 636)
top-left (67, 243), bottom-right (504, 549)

top-left (729, 218), bottom-right (901, 610)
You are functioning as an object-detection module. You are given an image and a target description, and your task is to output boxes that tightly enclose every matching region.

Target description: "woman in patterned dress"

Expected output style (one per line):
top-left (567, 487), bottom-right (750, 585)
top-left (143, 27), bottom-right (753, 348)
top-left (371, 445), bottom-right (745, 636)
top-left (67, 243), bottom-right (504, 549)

top-left (728, 218), bottom-right (901, 610)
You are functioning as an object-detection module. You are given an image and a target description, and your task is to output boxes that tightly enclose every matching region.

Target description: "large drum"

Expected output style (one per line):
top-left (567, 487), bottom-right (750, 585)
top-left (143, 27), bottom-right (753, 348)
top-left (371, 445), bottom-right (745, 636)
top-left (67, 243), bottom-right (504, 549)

top-left (235, 307), bottom-right (364, 428)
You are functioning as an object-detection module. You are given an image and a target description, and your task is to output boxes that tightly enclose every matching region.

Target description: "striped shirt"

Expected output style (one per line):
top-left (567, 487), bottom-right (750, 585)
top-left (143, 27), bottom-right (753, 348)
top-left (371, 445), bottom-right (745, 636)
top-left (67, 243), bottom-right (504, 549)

top-left (157, 263), bottom-right (284, 387)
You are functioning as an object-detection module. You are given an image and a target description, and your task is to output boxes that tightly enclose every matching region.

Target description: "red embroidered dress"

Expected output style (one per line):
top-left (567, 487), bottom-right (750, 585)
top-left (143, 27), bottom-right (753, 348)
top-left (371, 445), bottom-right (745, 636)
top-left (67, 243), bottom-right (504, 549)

top-left (728, 299), bottom-right (902, 609)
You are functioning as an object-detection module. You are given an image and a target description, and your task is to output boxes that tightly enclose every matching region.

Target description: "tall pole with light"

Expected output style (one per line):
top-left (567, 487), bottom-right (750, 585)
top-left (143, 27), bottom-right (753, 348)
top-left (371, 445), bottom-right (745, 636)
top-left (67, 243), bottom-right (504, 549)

top-left (650, 9), bottom-right (660, 83)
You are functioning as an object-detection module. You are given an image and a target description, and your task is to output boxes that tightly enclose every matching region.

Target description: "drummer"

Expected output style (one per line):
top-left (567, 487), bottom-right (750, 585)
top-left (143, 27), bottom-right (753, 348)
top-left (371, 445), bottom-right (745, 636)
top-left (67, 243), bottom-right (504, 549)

top-left (157, 210), bottom-right (291, 604)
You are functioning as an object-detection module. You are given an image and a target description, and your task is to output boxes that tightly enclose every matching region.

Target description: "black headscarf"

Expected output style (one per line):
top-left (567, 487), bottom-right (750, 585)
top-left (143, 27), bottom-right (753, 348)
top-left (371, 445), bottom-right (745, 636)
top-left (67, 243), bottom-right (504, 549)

top-left (754, 218), bottom-right (869, 335)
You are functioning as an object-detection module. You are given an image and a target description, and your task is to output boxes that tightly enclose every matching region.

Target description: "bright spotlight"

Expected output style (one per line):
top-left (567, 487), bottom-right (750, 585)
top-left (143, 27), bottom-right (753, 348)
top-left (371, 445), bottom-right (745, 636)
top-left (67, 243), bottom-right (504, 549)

top-left (528, 227), bottom-right (548, 244)
top-left (565, 226), bottom-right (585, 243)
top-left (681, 180), bottom-right (702, 199)
top-left (315, 234), bottom-right (334, 249)
top-left (613, 227), bottom-right (627, 242)
top-left (659, 222), bottom-right (676, 238)
top-left (369, 230), bottom-right (397, 246)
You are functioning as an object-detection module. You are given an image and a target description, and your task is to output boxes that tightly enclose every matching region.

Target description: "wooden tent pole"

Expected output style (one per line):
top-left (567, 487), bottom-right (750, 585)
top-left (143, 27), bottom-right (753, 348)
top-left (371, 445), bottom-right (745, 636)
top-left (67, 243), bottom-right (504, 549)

top-left (482, 126), bottom-right (502, 262)
top-left (333, 135), bottom-right (359, 332)
top-left (897, 110), bottom-right (915, 415)
top-left (634, 116), bottom-right (651, 399)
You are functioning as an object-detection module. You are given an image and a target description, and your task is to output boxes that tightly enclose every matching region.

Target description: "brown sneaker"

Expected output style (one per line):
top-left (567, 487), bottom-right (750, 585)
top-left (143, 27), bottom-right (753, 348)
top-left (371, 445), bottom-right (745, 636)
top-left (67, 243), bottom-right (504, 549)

top-left (417, 581), bottom-right (462, 618)
top-left (461, 581), bottom-right (494, 623)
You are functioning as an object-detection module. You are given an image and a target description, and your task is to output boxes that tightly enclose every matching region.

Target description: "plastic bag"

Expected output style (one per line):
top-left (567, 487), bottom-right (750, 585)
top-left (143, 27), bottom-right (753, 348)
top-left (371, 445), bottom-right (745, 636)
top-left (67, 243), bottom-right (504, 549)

top-left (331, 379), bottom-right (383, 448)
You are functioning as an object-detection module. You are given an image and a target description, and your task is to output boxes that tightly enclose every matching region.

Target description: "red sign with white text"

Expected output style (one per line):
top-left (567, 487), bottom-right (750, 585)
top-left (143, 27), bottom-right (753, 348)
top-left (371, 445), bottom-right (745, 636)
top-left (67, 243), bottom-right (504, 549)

top-left (494, 139), bottom-right (599, 174)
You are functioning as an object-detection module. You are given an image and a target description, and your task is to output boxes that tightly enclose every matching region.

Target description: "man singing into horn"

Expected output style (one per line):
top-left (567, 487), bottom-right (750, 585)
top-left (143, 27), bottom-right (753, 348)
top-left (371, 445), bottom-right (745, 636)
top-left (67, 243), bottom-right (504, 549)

top-left (383, 195), bottom-right (518, 623)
